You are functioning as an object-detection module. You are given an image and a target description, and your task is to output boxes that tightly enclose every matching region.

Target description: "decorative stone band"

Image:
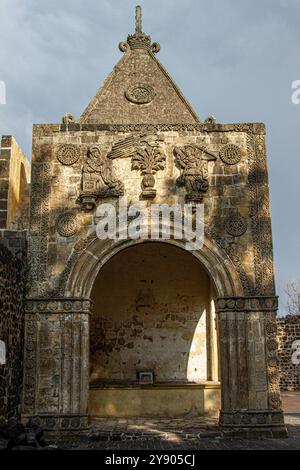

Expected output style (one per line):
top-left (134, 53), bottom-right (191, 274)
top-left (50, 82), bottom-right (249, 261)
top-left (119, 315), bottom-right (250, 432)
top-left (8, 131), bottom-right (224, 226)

top-left (215, 296), bottom-right (278, 313)
top-left (25, 298), bottom-right (93, 314)
top-left (220, 411), bottom-right (287, 437)
top-left (49, 122), bottom-right (266, 135)
top-left (22, 414), bottom-right (89, 432)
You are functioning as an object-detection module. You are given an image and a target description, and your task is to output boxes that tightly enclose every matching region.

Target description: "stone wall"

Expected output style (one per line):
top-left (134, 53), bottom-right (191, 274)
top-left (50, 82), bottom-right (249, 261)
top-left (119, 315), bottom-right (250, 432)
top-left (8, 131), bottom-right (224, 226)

top-left (277, 315), bottom-right (300, 390)
top-left (0, 135), bottom-right (31, 230)
top-left (0, 230), bottom-right (27, 419)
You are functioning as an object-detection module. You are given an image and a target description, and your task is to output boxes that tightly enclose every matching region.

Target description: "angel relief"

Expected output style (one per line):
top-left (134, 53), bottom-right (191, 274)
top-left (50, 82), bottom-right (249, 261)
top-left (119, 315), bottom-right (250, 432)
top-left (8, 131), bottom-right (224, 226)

top-left (80, 146), bottom-right (124, 210)
top-left (173, 144), bottom-right (217, 202)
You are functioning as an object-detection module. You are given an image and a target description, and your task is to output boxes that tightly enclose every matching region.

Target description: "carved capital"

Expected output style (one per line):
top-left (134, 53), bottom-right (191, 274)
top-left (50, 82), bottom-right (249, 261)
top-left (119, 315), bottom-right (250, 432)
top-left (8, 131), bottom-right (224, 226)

top-left (25, 298), bottom-right (93, 314)
top-left (215, 296), bottom-right (278, 313)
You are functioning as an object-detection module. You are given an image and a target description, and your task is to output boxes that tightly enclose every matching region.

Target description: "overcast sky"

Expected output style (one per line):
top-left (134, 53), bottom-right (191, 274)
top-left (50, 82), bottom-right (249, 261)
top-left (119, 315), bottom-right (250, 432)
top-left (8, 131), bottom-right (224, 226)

top-left (0, 0), bottom-right (299, 313)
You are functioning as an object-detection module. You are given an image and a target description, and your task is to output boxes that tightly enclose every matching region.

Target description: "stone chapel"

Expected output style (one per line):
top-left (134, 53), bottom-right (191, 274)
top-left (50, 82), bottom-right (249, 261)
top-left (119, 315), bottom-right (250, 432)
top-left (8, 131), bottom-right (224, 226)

top-left (0, 6), bottom-right (287, 438)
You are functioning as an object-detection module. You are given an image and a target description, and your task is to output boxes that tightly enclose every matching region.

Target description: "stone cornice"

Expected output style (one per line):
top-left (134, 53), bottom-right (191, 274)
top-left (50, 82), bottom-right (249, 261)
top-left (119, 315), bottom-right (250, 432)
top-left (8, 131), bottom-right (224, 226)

top-left (32, 122), bottom-right (266, 137)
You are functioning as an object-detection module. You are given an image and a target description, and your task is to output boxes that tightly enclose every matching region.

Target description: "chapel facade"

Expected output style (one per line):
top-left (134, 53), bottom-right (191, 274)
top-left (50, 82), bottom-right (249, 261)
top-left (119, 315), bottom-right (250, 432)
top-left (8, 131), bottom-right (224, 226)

top-left (0, 7), bottom-right (287, 437)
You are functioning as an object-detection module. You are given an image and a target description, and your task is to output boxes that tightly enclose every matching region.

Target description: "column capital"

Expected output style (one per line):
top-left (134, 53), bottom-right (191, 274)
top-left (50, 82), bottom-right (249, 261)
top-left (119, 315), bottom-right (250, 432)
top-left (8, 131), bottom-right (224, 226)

top-left (25, 297), bottom-right (93, 314)
top-left (215, 296), bottom-right (278, 313)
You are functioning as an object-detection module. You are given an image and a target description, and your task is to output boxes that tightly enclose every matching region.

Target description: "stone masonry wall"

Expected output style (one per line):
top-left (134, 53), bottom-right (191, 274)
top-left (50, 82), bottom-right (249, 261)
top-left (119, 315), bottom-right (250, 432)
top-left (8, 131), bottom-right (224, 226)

top-left (277, 315), bottom-right (300, 391)
top-left (0, 230), bottom-right (27, 419)
top-left (0, 135), bottom-right (31, 230)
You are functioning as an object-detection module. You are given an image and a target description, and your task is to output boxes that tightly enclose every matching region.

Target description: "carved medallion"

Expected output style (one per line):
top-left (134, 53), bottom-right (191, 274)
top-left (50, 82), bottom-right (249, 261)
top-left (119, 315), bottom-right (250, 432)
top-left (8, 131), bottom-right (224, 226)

top-left (56, 212), bottom-right (79, 237)
top-left (219, 144), bottom-right (241, 165)
top-left (225, 214), bottom-right (247, 237)
top-left (57, 144), bottom-right (80, 166)
top-left (125, 83), bottom-right (155, 104)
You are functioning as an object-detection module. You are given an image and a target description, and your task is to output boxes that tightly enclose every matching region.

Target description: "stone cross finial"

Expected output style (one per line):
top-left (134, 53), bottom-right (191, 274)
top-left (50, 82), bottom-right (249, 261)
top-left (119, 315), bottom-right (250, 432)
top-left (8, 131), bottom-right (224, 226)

top-left (135, 5), bottom-right (142, 33)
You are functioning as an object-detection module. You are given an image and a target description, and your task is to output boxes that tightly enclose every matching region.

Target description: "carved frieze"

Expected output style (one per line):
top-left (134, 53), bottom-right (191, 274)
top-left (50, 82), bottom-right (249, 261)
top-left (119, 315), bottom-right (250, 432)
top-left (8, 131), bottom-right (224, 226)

top-left (215, 296), bottom-right (278, 312)
top-left (57, 144), bottom-right (80, 166)
top-left (25, 298), bottom-right (92, 314)
top-left (173, 144), bottom-right (216, 202)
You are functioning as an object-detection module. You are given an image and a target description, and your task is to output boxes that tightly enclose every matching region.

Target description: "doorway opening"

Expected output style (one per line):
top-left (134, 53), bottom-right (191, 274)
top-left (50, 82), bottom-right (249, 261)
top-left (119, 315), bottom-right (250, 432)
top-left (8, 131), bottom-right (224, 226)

top-left (89, 242), bottom-right (220, 418)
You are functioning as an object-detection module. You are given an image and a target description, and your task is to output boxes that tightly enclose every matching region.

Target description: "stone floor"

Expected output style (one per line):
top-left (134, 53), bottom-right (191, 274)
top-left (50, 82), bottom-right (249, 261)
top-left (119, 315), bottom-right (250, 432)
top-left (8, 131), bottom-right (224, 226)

top-left (49, 392), bottom-right (300, 450)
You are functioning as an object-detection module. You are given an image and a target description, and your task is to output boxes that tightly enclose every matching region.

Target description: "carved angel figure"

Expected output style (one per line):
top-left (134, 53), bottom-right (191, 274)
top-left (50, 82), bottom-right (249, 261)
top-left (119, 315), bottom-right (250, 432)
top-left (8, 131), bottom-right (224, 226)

top-left (80, 147), bottom-right (124, 209)
top-left (173, 145), bottom-right (216, 202)
top-left (83, 146), bottom-right (123, 193)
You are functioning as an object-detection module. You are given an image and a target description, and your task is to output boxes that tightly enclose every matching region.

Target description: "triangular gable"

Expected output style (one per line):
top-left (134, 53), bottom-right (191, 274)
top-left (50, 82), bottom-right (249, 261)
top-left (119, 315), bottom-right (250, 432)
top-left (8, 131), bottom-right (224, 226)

top-left (79, 46), bottom-right (200, 125)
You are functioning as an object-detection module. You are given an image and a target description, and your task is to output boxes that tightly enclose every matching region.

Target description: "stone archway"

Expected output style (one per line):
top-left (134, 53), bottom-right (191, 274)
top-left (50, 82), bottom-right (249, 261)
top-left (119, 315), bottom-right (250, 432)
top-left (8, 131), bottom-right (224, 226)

top-left (65, 234), bottom-right (242, 424)
top-left (66, 235), bottom-right (242, 300)
top-left (89, 241), bottom-right (220, 418)
top-left (22, 234), bottom-right (286, 436)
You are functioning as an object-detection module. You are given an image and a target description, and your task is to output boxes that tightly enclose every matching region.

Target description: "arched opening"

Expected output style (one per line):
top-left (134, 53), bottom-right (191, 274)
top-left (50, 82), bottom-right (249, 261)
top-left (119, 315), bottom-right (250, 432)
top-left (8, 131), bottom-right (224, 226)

top-left (89, 241), bottom-right (221, 418)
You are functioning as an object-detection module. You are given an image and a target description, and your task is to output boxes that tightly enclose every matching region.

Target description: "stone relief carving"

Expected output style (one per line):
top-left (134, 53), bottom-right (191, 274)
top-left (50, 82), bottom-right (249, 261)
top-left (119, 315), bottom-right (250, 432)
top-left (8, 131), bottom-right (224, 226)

top-left (219, 144), bottom-right (242, 165)
top-left (125, 83), bottom-right (155, 104)
top-left (80, 146), bottom-right (124, 210)
top-left (264, 313), bottom-right (282, 410)
top-left (22, 315), bottom-right (37, 414)
top-left (62, 113), bottom-right (75, 124)
top-left (131, 144), bottom-right (166, 199)
top-left (28, 162), bottom-right (51, 297)
top-left (207, 225), bottom-right (252, 295)
top-left (57, 144), bottom-right (80, 166)
top-left (173, 144), bottom-right (217, 202)
top-left (247, 133), bottom-right (275, 295)
top-left (41, 123), bottom-right (264, 137)
top-left (204, 115), bottom-right (216, 124)
top-left (225, 214), bottom-right (248, 237)
top-left (56, 212), bottom-right (80, 238)
top-left (107, 133), bottom-right (166, 199)
top-left (215, 296), bottom-right (278, 312)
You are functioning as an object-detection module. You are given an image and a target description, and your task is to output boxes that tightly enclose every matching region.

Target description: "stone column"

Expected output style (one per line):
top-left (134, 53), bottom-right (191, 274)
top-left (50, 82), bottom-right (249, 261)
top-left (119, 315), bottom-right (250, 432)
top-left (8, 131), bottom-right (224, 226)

top-left (22, 298), bottom-right (91, 432)
top-left (209, 296), bottom-right (219, 382)
top-left (215, 296), bottom-right (287, 438)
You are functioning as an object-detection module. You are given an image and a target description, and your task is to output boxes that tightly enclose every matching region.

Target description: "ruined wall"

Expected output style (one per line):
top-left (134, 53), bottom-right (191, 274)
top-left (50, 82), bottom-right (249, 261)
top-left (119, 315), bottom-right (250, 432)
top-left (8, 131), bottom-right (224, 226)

top-left (0, 230), bottom-right (27, 419)
top-left (277, 315), bottom-right (300, 390)
top-left (0, 135), bottom-right (31, 230)
top-left (90, 242), bottom-right (214, 385)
